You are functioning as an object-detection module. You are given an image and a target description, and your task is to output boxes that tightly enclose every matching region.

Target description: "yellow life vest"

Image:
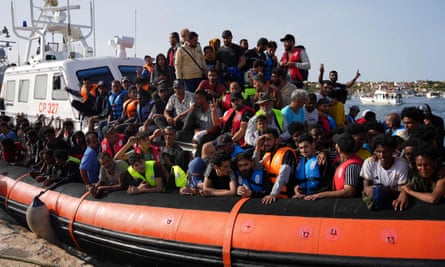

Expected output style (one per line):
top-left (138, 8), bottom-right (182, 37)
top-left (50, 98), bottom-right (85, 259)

top-left (171, 165), bottom-right (187, 188)
top-left (127, 160), bottom-right (156, 187)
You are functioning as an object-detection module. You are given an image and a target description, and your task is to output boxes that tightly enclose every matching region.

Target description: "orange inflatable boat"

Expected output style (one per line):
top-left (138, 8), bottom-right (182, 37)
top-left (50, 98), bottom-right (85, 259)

top-left (1, 161), bottom-right (444, 267)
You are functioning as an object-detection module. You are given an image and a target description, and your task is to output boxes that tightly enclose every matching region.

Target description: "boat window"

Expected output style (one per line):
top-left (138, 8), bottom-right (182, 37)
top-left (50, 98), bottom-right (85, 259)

top-left (52, 73), bottom-right (68, 100)
top-left (34, 74), bottom-right (47, 100)
top-left (5, 80), bottom-right (15, 101)
top-left (118, 65), bottom-right (141, 83)
top-left (76, 67), bottom-right (113, 84)
top-left (18, 79), bottom-right (30, 103)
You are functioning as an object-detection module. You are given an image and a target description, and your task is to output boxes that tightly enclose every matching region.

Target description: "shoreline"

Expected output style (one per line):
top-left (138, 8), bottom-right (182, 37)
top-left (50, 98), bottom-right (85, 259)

top-left (0, 208), bottom-right (91, 267)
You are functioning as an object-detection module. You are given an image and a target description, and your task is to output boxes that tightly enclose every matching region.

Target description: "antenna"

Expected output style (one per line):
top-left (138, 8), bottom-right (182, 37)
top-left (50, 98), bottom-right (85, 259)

top-left (92, 0), bottom-right (96, 56)
top-left (134, 9), bottom-right (137, 58)
top-left (67, 0), bottom-right (72, 55)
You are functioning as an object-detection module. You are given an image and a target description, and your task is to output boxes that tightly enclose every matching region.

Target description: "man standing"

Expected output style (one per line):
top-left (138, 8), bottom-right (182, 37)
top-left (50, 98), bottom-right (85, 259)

top-left (243, 37), bottom-right (268, 71)
top-left (215, 30), bottom-right (246, 85)
top-left (175, 31), bottom-right (207, 92)
top-left (318, 64), bottom-right (361, 92)
top-left (167, 32), bottom-right (180, 78)
top-left (279, 34), bottom-right (311, 89)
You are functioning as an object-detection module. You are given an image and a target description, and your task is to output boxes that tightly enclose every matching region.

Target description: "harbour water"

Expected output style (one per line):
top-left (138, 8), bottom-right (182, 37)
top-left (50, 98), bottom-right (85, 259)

top-left (346, 95), bottom-right (445, 122)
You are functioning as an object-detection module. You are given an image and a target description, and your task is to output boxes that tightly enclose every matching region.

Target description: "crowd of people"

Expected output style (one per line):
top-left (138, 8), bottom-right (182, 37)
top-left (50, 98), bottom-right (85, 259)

top-left (0, 29), bottom-right (444, 211)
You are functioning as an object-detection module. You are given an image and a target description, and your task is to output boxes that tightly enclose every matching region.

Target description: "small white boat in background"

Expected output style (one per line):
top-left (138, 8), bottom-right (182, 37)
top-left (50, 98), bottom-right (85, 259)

top-left (359, 85), bottom-right (403, 105)
top-left (426, 91), bottom-right (441, 99)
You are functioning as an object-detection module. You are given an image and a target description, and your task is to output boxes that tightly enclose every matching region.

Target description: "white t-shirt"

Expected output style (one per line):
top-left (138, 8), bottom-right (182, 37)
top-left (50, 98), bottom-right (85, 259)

top-left (303, 106), bottom-right (319, 126)
top-left (360, 157), bottom-right (408, 190)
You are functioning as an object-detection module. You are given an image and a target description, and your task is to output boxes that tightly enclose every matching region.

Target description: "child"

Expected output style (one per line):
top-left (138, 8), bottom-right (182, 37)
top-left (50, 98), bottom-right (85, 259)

top-left (179, 157), bottom-right (207, 196)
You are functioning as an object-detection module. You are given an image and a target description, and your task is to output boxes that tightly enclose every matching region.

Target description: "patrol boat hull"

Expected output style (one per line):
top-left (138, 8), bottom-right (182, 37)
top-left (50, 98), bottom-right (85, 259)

top-left (1, 161), bottom-right (444, 267)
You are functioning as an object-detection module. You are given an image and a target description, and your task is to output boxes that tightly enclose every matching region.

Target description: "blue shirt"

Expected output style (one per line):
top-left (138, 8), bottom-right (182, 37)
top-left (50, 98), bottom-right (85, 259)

top-left (0, 131), bottom-right (17, 141)
top-left (281, 105), bottom-right (304, 124)
top-left (80, 146), bottom-right (100, 183)
top-left (232, 144), bottom-right (245, 158)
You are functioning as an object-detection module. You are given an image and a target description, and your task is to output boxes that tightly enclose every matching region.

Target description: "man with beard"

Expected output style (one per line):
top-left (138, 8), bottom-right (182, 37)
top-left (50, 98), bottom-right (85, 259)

top-left (246, 93), bottom-right (291, 143)
top-left (215, 30), bottom-right (246, 85)
top-left (318, 64), bottom-right (361, 92)
top-left (253, 128), bottom-right (297, 204)
top-left (279, 34), bottom-right (311, 89)
top-left (176, 90), bottom-right (221, 156)
top-left (236, 152), bottom-right (272, 198)
top-left (218, 91), bottom-right (254, 148)
top-left (271, 67), bottom-right (297, 107)
top-left (160, 79), bottom-right (195, 131)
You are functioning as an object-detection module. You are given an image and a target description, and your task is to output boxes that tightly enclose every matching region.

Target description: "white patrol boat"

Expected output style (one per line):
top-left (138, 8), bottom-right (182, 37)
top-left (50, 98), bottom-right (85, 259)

top-left (0, 0), bottom-right (144, 129)
top-left (359, 85), bottom-right (403, 105)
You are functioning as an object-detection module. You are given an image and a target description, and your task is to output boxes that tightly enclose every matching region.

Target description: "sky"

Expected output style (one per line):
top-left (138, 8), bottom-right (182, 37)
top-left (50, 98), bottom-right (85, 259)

top-left (1, 0), bottom-right (444, 82)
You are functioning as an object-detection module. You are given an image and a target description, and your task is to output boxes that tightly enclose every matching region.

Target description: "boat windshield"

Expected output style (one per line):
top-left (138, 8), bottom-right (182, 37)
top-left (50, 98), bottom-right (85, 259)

top-left (119, 65), bottom-right (142, 83)
top-left (76, 67), bottom-right (114, 84)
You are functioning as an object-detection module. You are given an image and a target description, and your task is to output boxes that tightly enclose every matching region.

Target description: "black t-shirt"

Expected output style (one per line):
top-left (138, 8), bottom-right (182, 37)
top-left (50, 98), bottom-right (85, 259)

top-left (207, 168), bottom-right (235, 190)
top-left (216, 44), bottom-right (244, 71)
top-left (243, 48), bottom-right (266, 71)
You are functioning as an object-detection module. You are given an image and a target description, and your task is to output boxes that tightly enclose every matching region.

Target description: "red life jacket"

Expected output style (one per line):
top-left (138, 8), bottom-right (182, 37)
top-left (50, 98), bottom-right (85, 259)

top-left (280, 46), bottom-right (306, 82)
top-left (262, 147), bottom-right (296, 198)
top-left (333, 156), bottom-right (363, 191)
top-left (132, 143), bottom-right (161, 165)
top-left (101, 134), bottom-right (126, 158)
top-left (222, 105), bottom-right (254, 147)
top-left (222, 93), bottom-right (231, 111)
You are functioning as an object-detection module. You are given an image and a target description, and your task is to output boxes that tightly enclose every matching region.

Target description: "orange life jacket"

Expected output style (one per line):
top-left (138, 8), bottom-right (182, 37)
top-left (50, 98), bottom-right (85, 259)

top-left (123, 98), bottom-right (138, 118)
top-left (262, 147), bottom-right (296, 198)
top-left (80, 84), bottom-right (98, 102)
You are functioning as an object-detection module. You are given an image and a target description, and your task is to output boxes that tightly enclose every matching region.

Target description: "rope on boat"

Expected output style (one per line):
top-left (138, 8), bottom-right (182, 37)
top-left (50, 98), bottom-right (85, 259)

top-left (4, 173), bottom-right (30, 211)
top-left (0, 254), bottom-right (57, 267)
top-left (222, 197), bottom-right (249, 267)
top-left (68, 191), bottom-right (91, 249)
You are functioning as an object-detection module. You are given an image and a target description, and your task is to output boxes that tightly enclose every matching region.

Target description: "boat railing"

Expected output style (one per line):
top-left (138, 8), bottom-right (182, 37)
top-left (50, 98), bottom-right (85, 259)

top-left (10, 0), bottom-right (94, 65)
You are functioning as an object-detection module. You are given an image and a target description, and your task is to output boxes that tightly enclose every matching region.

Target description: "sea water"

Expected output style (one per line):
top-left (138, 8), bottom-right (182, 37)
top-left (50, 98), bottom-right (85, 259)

top-left (346, 96), bottom-right (445, 122)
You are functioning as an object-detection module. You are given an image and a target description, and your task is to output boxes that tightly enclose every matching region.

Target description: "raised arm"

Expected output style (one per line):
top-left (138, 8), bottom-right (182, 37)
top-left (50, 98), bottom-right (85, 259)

top-left (345, 69), bottom-right (361, 88)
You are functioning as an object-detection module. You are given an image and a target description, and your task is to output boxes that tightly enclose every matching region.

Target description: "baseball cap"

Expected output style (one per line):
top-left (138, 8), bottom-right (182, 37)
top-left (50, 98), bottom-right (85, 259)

top-left (230, 91), bottom-right (243, 101)
top-left (280, 34), bottom-right (295, 42)
top-left (216, 134), bottom-right (233, 147)
top-left (173, 79), bottom-right (185, 88)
